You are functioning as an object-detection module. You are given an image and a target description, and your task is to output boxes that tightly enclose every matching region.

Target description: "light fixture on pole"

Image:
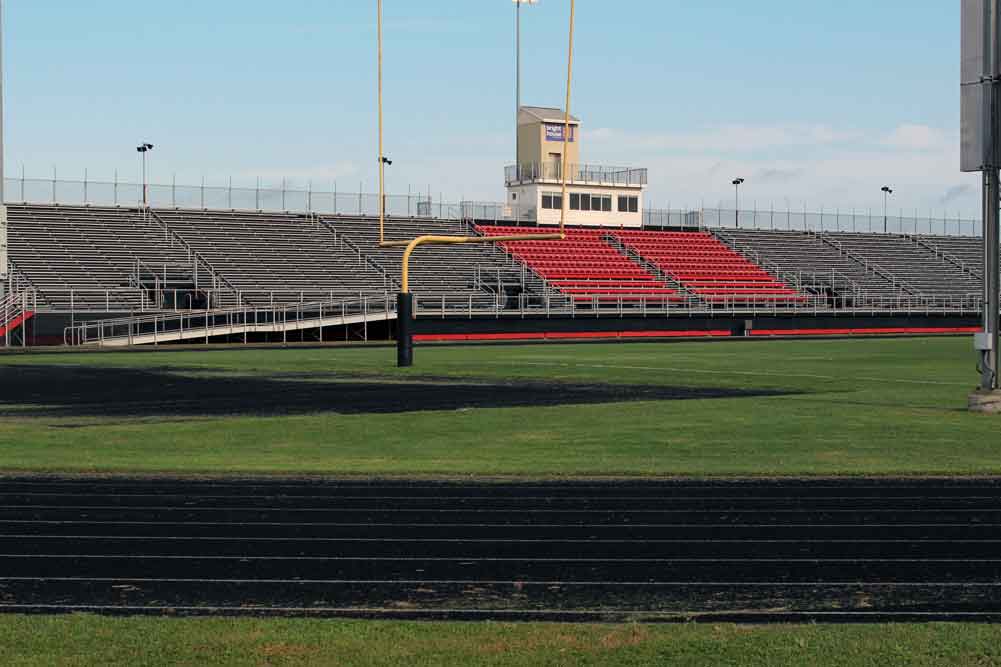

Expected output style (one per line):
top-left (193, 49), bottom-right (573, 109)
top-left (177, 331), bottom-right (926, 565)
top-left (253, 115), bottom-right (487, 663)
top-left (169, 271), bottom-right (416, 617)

top-left (514, 0), bottom-right (538, 165)
top-left (732, 178), bottom-right (744, 228)
top-left (881, 186), bottom-right (893, 233)
top-left (136, 143), bottom-right (154, 209)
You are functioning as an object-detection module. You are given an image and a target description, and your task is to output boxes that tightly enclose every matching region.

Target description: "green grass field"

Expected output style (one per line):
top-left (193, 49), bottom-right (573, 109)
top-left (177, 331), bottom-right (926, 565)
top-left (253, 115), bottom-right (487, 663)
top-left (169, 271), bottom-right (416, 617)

top-left (0, 335), bottom-right (994, 477)
top-left (2, 336), bottom-right (999, 665)
top-left (2, 616), bottom-right (1001, 667)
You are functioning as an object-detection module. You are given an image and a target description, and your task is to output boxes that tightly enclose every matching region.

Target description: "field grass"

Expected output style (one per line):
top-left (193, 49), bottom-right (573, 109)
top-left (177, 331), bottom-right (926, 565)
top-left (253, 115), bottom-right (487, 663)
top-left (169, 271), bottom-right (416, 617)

top-left (2, 615), bottom-right (1001, 666)
top-left (0, 336), bottom-right (996, 477)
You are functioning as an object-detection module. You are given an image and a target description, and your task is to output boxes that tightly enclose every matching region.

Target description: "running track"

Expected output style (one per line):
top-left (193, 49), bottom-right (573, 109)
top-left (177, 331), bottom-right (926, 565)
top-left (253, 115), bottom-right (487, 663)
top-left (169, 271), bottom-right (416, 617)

top-left (0, 477), bottom-right (999, 622)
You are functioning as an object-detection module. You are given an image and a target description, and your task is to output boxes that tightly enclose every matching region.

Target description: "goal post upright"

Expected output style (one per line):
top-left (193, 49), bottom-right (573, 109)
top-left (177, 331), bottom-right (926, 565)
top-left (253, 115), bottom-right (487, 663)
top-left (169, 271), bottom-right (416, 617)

top-left (379, 0), bottom-right (576, 367)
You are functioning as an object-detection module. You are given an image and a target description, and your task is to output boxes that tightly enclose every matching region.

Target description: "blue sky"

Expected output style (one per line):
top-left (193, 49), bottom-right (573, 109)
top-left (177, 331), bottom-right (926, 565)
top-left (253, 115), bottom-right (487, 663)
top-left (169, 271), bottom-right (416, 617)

top-left (4, 1), bottom-right (979, 216)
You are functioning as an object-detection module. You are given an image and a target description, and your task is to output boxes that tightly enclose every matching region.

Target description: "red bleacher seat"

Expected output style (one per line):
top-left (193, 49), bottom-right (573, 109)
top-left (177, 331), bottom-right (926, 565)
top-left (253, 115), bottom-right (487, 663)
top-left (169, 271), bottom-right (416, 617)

top-left (478, 226), bottom-right (678, 304)
top-left (614, 230), bottom-right (804, 305)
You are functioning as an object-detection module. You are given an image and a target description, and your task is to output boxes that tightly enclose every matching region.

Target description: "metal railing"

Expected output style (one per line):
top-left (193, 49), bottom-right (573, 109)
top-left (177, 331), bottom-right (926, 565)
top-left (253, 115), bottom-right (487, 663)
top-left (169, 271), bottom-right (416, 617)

top-left (1, 289), bottom-right (36, 347)
top-left (6, 175), bottom-right (461, 221)
top-left (6, 174), bottom-right (984, 237)
top-left (59, 287), bottom-right (988, 347)
top-left (505, 163), bottom-right (648, 187)
top-left (694, 207), bottom-right (982, 237)
top-left (412, 291), bottom-right (985, 319)
top-left (65, 294), bottom-right (397, 347)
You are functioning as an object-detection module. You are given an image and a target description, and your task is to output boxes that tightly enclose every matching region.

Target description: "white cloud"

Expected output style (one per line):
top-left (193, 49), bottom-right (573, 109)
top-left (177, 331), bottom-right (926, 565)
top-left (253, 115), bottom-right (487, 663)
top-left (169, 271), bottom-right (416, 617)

top-left (881, 124), bottom-right (949, 151)
top-left (589, 124), bottom-right (860, 154)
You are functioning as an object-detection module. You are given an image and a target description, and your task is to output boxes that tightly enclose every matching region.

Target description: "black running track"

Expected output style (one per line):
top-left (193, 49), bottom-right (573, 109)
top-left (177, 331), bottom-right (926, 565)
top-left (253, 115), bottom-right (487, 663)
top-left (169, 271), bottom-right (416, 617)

top-left (1, 476), bottom-right (1000, 623)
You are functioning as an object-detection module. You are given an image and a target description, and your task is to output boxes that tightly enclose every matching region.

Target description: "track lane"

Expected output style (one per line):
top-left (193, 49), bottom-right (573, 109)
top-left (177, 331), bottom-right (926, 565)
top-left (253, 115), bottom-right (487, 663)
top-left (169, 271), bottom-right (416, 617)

top-left (0, 477), bottom-right (998, 621)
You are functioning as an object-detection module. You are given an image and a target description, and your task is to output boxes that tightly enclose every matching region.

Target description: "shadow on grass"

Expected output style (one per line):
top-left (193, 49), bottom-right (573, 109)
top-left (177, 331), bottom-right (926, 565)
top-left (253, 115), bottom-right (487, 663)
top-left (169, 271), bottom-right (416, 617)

top-left (0, 365), bottom-right (804, 419)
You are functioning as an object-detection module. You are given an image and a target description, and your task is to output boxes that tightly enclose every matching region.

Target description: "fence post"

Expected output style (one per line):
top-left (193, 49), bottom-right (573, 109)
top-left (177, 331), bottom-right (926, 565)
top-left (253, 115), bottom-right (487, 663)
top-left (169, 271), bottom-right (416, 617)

top-left (201, 176), bottom-right (205, 210)
top-left (51, 166), bottom-right (56, 203)
top-left (172, 173), bottom-right (177, 208)
top-left (84, 168), bottom-right (88, 205)
top-left (256, 177), bottom-right (261, 211)
top-left (114, 169), bottom-right (118, 206)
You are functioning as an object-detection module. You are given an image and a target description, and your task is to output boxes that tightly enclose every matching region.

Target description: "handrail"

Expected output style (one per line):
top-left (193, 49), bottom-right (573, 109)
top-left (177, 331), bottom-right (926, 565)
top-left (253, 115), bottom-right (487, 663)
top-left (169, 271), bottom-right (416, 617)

top-left (64, 293), bottom-right (395, 347)
top-left (316, 215), bottom-right (399, 288)
top-left (819, 234), bottom-right (918, 296)
top-left (146, 209), bottom-right (243, 300)
top-left (911, 235), bottom-right (982, 279)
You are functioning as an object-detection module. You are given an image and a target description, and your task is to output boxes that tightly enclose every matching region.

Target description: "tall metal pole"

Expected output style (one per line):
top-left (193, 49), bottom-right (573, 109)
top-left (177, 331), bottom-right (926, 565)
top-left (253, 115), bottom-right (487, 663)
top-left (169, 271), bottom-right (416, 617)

top-left (980, 0), bottom-right (996, 390)
top-left (0, 0), bottom-right (7, 299)
top-left (558, 0), bottom-right (574, 235)
top-left (883, 191), bottom-right (888, 233)
top-left (983, 169), bottom-right (1000, 390)
top-left (516, 0), bottom-right (520, 164)
top-left (734, 183), bottom-right (739, 228)
top-left (377, 0), bottom-right (385, 244)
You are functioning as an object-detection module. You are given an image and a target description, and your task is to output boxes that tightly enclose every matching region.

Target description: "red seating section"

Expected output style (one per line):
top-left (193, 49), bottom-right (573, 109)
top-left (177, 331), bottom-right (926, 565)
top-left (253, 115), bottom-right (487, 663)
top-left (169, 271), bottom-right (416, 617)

top-left (478, 226), bottom-right (681, 304)
top-left (614, 231), bottom-right (805, 304)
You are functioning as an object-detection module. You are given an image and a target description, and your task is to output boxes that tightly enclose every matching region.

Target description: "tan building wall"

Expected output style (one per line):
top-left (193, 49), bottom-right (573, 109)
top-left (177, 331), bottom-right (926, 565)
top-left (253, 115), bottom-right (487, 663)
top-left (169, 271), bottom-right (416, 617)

top-left (517, 107), bottom-right (580, 169)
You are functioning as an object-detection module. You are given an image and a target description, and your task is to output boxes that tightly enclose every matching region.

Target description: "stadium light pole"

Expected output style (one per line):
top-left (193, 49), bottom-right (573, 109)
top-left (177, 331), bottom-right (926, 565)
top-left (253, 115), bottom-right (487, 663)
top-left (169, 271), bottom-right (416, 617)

top-left (881, 186), bottom-right (893, 233)
top-left (136, 143), bottom-right (154, 209)
top-left (0, 0), bottom-right (7, 300)
top-left (514, 0), bottom-right (538, 164)
top-left (732, 178), bottom-right (744, 228)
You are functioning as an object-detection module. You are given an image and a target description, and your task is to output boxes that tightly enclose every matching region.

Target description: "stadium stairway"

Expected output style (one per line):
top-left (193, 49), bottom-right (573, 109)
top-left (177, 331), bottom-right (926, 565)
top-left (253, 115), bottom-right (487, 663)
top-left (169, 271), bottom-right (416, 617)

top-left (0, 291), bottom-right (36, 343)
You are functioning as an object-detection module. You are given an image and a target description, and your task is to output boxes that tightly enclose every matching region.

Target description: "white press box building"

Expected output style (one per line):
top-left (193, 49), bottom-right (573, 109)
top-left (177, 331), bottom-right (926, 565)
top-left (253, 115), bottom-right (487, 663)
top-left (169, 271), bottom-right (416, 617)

top-left (504, 106), bottom-right (648, 227)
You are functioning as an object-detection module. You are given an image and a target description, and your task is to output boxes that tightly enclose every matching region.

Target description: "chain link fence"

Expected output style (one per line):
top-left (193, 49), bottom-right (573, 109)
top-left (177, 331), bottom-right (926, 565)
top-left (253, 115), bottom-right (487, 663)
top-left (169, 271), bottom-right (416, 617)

top-left (4, 175), bottom-right (984, 237)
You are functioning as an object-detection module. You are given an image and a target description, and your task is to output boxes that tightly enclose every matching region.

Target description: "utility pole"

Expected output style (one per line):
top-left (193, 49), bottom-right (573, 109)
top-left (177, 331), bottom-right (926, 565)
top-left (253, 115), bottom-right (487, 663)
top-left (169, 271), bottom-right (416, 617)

top-left (514, 0), bottom-right (539, 165)
top-left (0, 0), bottom-right (7, 300)
top-left (962, 0), bottom-right (1001, 408)
top-left (881, 186), bottom-right (893, 233)
top-left (732, 178), bottom-right (744, 228)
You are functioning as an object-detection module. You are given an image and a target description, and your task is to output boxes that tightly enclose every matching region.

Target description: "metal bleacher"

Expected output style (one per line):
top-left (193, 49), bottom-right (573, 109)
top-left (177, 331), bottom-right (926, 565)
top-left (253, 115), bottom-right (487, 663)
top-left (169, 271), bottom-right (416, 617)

top-left (330, 217), bottom-right (551, 303)
top-left (154, 209), bottom-right (394, 306)
top-left (478, 225), bottom-right (681, 305)
top-left (716, 229), bottom-right (909, 299)
top-left (7, 204), bottom-right (194, 311)
top-left (915, 235), bottom-right (984, 278)
top-left (824, 232), bottom-right (982, 298)
top-left (614, 230), bottom-right (805, 304)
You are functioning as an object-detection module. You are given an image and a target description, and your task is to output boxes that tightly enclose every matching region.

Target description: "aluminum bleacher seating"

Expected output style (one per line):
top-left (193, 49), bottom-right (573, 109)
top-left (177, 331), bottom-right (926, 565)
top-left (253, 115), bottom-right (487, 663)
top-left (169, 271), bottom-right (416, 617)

top-left (718, 229), bottom-right (905, 298)
top-left (156, 210), bottom-right (394, 306)
top-left (915, 235), bottom-right (984, 278)
top-left (615, 230), bottom-right (805, 304)
top-left (7, 205), bottom-right (193, 311)
top-left (479, 225), bottom-right (682, 304)
top-left (330, 217), bottom-right (550, 302)
top-left (824, 232), bottom-right (982, 298)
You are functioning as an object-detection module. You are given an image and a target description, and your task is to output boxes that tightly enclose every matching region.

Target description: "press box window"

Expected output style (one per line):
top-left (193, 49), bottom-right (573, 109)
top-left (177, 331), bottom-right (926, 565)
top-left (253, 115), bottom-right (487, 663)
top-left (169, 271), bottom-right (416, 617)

top-left (598, 195), bottom-right (612, 212)
top-left (570, 193), bottom-right (581, 210)
top-left (580, 194), bottom-right (591, 211)
top-left (542, 193), bottom-right (563, 210)
top-left (619, 196), bottom-right (638, 213)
